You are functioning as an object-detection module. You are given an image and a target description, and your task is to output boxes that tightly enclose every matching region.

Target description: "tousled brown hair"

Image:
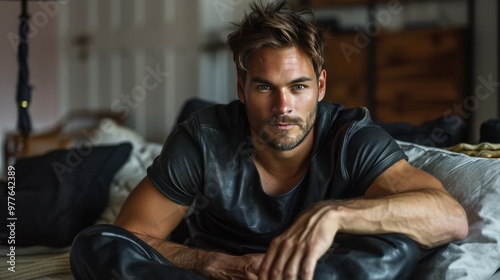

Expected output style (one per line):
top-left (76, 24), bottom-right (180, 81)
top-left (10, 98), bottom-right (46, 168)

top-left (227, 1), bottom-right (325, 78)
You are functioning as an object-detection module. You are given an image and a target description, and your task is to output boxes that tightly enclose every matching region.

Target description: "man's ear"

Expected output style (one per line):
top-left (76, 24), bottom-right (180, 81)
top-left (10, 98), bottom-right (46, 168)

top-left (237, 74), bottom-right (245, 104)
top-left (317, 69), bottom-right (326, 102)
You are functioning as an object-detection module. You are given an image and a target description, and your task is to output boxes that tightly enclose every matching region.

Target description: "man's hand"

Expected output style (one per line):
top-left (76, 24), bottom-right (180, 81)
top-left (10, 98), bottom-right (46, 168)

top-left (259, 201), bottom-right (339, 280)
top-left (211, 253), bottom-right (264, 280)
top-left (136, 230), bottom-right (265, 279)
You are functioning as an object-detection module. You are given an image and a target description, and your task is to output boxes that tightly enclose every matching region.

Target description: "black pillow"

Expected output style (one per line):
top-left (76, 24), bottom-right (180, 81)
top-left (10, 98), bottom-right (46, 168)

top-left (374, 115), bottom-right (466, 148)
top-left (0, 143), bottom-right (132, 247)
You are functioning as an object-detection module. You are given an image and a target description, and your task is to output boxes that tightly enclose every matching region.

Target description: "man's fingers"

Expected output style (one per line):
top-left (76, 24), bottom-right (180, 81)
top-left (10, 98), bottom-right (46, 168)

top-left (261, 237), bottom-right (305, 280)
top-left (259, 203), bottom-right (339, 280)
top-left (259, 237), bottom-right (280, 280)
top-left (300, 246), bottom-right (324, 280)
top-left (283, 241), bottom-right (306, 279)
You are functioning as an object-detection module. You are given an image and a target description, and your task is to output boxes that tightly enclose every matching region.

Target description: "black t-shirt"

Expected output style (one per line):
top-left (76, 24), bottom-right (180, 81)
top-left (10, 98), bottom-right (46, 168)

top-left (147, 100), bottom-right (406, 255)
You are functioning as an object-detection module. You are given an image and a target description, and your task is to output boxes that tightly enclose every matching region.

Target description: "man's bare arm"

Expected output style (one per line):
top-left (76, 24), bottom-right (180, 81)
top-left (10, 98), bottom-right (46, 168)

top-left (360, 159), bottom-right (468, 246)
top-left (114, 177), bottom-right (264, 279)
top-left (259, 160), bottom-right (468, 280)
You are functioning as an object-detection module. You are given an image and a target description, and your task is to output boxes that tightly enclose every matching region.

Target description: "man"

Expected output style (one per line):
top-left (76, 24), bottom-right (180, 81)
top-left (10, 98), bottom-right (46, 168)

top-left (70, 2), bottom-right (468, 279)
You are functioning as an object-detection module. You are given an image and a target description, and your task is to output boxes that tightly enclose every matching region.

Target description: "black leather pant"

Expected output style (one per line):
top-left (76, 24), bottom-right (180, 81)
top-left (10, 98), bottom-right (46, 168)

top-left (70, 224), bottom-right (419, 280)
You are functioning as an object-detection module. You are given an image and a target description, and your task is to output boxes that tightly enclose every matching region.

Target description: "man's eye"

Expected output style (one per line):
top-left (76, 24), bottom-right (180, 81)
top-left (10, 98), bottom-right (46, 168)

top-left (257, 85), bottom-right (271, 91)
top-left (293, 84), bottom-right (306, 90)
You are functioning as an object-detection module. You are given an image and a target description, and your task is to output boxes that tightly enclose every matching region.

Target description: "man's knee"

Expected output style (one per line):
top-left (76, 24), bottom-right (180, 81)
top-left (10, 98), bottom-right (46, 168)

top-left (313, 233), bottom-right (419, 280)
top-left (70, 224), bottom-right (170, 279)
top-left (70, 224), bottom-right (207, 280)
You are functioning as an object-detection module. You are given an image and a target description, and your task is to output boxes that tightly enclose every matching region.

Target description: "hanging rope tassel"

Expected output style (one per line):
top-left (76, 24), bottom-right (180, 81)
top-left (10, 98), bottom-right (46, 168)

top-left (16, 0), bottom-right (32, 137)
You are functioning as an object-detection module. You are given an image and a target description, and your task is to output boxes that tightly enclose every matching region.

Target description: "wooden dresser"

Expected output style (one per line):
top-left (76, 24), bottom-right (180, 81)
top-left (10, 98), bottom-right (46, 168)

top-left (308, 0), bottom-right (470, 125)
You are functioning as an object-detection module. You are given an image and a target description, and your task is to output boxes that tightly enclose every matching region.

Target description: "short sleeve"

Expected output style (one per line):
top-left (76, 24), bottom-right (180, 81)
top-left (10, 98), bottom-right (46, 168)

top-left (345, 124), bottom-right (407, 196)
top-left (147, 121), bottom-right (203, 206)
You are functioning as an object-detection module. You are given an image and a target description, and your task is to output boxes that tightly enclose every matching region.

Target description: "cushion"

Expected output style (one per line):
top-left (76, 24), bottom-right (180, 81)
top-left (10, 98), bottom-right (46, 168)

top-left (480, 118), bottom-right (500, 143)
top-left (397, 141), bottom-right (500, 279)
top-left (0, 143), bottom-right (132, 247)
top-left (375, 115), bottom-right (466, 148)
top-left (69, 120), bottom-right (163, 225)
top-left (69, 118), bottom-right (145, 151)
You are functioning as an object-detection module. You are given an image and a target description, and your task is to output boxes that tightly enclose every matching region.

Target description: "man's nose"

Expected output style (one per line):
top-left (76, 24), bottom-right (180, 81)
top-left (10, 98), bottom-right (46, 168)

top-left (272, 90), bottom-right (292, 115)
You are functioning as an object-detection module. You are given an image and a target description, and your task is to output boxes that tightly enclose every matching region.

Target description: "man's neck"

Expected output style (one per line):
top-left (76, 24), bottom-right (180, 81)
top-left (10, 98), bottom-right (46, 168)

top-left (251, 129), bottom-right (314, 196)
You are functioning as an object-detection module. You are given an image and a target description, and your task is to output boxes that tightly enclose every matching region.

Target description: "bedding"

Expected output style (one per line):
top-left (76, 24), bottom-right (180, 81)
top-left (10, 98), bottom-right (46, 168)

top-left (0, 118), bottom-right (499, 279)
top-left (0, 119), bottom-right (162, 280)
top-left (0, 143), bottom-right (132, 247)
top-left (400, 142), bottom-right (500, 280)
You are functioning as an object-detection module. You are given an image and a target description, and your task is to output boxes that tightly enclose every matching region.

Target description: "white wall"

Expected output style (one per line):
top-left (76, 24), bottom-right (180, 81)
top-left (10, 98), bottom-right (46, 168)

top-left (0, 1), bottom-right (59, 175)
top-left (197, 0), bottom-right (257, 104)
top-left (58, 1), bottom-right (201, 144)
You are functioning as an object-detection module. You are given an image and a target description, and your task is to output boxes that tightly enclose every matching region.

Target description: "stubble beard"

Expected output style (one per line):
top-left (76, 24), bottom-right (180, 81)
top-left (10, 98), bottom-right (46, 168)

top-left (260, 104), bottom-right (317, 151)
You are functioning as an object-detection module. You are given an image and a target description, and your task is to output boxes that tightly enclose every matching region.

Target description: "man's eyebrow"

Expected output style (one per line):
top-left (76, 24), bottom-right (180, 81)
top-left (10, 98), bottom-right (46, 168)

top-left (289, 77), bottom-right (313, 84)
top-left (250, 76), bottom-right (313, 85)
top-left (250, 77), bottom-right (273, 84)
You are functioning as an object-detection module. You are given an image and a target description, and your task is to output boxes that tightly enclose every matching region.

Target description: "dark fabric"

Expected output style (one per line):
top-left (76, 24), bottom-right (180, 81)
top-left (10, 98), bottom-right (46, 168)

top-left (480, 118), bottom-right (500, 143)
top-left (170, 98), bottom-right (217, 243)
top-left (70, 224), bottom-right (206, 280)
top-left (314, 233), bottom-right (419, 280)
top-left (375, 115), bottom-right (466, 148)
top-left (0, 143), bottom-right (132, 247)
top-left (175, 98), bottom-right (217, 125)
top-left (148, 100), bottom-right (406, 255)
top-left (70, 224), bottom-right (419, 280)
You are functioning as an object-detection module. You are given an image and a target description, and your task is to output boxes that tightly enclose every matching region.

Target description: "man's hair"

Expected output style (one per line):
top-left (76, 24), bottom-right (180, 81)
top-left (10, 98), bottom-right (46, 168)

top-left (227, 1), bottom-right (325, 78)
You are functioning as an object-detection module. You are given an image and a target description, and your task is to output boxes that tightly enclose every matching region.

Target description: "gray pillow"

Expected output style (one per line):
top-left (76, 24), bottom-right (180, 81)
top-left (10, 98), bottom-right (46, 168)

top-left (397, 141), bottom-right (500, 280)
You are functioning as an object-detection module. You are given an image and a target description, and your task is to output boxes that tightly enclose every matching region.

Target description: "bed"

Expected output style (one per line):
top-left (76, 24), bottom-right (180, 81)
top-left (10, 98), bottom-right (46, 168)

top-left (1, 108), bottom-right (499, 280)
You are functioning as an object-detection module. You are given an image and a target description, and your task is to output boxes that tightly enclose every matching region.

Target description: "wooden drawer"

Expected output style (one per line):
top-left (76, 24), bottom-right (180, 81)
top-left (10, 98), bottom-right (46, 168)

top-left (376, 79), bottom-right (462, 103)
top-left (320, 26), bottom-right (468, 125)
top-left (375, 80), bottom-right (462, 124)
top-left (376, 28), bottom-right (467, 81)
top-left (375, 102), bottom-right (457, 125)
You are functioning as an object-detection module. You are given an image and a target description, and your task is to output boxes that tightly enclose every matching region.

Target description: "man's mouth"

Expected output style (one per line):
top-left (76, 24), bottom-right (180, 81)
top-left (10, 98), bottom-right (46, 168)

top-left (268, 117), bottom-right (301, 130)
top-left (270, 122), bottom-right (296, 131)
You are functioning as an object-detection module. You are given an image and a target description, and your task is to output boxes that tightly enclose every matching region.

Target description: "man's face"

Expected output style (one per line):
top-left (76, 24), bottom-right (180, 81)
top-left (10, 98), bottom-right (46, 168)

top-left (237, 46), bottom-right (326, 151)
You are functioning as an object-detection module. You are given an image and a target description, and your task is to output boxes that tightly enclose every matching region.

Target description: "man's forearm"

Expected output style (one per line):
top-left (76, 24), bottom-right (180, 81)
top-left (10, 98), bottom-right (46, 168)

top-left (331, 189), bottom-right (468, 248)
top-left (132, 232), bottom-right (225, 278)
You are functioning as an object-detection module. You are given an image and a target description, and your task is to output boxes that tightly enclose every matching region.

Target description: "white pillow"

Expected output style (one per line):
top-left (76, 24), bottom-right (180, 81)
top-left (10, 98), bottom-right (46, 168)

top-left (98, 141), bottom-right (163, 224)
top-left (69, 118), bottom-right (145, 151)
top-left (397, 141), bottom-right (500, 280)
